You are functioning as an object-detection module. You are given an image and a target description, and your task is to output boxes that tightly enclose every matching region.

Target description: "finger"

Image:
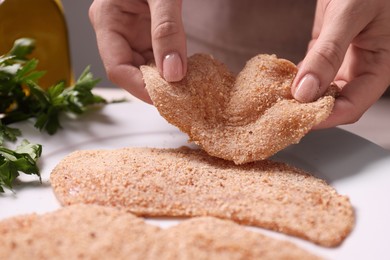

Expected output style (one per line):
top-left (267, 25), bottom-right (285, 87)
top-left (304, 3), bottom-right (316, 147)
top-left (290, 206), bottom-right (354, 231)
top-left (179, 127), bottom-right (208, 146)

top-left (292, 1), bottom-right (374, 102)
top-left (89, 3), bottom-right (152, 103)
top-left (109, 64), bottom-right (152, 104)
top-left (96, 30), bottom-right (151, 103)
top-left (313, 74), bottom-right (388, 129)
top-left (148, 0), bottom-right (187, 82)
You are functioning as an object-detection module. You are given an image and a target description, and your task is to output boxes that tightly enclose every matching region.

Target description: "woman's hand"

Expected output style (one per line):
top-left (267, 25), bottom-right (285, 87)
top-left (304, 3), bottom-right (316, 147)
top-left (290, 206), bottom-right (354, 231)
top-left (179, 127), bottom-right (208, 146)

top-left (89, 0), bottom-right (187, 103)
top-left (292, 0), bottom-right (390, 128)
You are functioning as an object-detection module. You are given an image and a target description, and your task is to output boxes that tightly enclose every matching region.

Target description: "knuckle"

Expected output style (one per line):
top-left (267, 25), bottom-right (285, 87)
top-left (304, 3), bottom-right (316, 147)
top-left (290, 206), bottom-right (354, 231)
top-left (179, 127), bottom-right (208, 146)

top-left (347, 115), bottom-right (360, 124)
top-left (346, 115), bottom-right (361, 125)
top-left (345, 110), bottom-right (363, 125)
top-left (313, 41), bottom-right (344, 74)
top-left (105, 66), bottom-right (118, 82)
top-left (88, 3), bottom-right (96, 25)
top-left (153, 20), bottom-right (180, 40)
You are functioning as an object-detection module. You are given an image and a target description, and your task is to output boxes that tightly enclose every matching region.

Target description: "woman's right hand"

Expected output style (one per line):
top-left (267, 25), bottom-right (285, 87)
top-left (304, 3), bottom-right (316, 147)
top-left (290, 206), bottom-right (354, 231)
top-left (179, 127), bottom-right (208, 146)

top-left (89, 0), bottom-right (187, 103)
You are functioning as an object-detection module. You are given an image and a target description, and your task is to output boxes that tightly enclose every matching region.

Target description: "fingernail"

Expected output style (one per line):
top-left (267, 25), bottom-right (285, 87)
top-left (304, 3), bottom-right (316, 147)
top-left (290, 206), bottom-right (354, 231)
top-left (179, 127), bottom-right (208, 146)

top-left (293, 74), bottom-right (320, 102)
top-left (163, 52), bottom-right (183, 82)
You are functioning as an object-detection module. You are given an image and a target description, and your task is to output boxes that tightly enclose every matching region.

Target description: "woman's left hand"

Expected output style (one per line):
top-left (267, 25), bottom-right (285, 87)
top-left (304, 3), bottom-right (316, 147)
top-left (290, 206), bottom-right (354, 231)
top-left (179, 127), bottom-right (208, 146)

top-left (292, 0), bottom-right (390, 128)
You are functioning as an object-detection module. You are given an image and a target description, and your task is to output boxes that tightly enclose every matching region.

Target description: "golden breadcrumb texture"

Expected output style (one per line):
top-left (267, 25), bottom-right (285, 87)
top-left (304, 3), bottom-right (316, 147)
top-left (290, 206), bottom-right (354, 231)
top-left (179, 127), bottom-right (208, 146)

top-left (0, 204), bottom-right (322, 260)
top-left (0, 204), bottom-right (157, 259)
top-left (50, 147), bottom-right (354, 247)
top-left (141, 54), bottom-right (337, 164)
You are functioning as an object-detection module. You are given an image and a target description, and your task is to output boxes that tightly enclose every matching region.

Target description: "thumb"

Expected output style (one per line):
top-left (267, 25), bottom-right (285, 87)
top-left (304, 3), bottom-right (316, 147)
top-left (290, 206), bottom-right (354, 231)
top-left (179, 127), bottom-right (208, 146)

top-left (292, 2), bottom-right (369, 102)
top-left (148, 0), bottom-right (187, 82)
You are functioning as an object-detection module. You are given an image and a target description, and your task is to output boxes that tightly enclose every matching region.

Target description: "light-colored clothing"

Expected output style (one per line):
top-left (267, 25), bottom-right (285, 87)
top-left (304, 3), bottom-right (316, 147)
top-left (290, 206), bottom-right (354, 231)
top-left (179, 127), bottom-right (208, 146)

top-left (183, 0), bottom-right (316, 74)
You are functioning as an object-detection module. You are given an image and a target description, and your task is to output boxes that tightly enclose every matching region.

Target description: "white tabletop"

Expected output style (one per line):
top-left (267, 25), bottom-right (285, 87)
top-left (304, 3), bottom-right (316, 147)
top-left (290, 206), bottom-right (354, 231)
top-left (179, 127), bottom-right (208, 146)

top-left (94, 87), bottom-right (390, 150)
top-left (3, 95), bottom-right (390, 259)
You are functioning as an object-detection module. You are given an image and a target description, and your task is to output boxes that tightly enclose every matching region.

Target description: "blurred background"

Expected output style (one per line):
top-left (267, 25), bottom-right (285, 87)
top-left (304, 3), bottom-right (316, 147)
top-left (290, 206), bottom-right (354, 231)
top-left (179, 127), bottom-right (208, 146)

top-left (62, 1), bottom-right (114, 88)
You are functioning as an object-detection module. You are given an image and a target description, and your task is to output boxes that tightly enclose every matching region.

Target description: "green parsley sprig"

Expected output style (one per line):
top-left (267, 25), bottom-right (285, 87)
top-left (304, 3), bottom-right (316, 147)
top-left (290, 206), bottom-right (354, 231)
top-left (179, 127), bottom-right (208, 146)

top-left (0, 38), bottom-right (106, 192)
top-left (0, 137), bottom-right (42, 193)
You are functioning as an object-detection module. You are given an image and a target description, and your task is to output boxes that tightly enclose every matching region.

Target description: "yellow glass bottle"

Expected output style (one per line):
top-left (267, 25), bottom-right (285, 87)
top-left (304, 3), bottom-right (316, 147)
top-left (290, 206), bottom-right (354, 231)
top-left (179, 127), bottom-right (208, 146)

top-left (0, 0), bottom-right (72, 89)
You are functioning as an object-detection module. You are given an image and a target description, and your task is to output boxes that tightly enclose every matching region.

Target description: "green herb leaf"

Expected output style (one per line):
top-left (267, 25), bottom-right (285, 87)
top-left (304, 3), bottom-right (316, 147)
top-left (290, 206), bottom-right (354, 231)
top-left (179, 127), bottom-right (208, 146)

top-left (0, 37), bottom-right (108, 192)
top-left (0, 122), bottom-right (21, 145)
top-left (8, 38), bottom-right (36, 60)
top-left (0, 140), bottom-right (42, 192)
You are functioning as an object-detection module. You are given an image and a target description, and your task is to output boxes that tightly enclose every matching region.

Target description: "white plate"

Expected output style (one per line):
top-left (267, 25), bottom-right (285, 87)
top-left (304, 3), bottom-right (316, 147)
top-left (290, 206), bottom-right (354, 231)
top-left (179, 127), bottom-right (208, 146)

top-left (1, 102), bottom-right (390, 259)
